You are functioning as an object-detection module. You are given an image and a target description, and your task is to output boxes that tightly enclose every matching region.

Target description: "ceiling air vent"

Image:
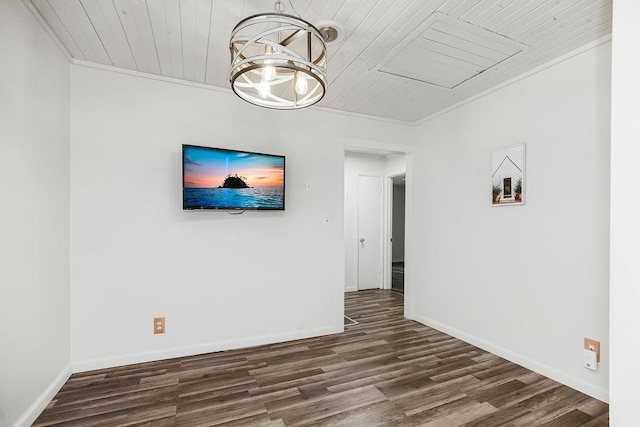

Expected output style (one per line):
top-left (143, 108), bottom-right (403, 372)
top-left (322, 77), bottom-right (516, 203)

top-left (377, 13), bottom-right (527, 89)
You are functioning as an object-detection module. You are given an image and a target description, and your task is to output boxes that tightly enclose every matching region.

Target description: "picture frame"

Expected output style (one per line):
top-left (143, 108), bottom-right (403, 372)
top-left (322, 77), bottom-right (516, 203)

top-left (491, 143), bottom-right (525, 206)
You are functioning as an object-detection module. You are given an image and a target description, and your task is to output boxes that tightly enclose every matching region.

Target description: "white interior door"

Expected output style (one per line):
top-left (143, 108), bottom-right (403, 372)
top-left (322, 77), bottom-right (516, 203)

top-left (358, 175), bottom-right (382, 290)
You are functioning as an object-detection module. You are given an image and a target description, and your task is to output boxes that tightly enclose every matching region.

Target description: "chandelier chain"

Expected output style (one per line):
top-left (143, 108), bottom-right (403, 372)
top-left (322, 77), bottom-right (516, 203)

top-left (272, 1), bottom-right (303, 20)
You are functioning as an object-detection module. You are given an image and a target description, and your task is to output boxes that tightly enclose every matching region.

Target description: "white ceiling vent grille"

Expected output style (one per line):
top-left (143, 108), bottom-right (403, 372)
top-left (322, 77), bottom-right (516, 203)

top-left (377, 13), bottom-right (527, 89)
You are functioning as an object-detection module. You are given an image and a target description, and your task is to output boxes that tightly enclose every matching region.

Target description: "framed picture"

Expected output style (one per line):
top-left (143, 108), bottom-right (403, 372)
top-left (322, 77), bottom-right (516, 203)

top-left (491, 143), bottom-right (525, 206)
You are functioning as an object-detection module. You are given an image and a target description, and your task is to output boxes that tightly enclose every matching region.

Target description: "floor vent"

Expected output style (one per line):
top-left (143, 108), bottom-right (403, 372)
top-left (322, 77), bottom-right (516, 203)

top-left (344, 315), bottom-right (358, 326)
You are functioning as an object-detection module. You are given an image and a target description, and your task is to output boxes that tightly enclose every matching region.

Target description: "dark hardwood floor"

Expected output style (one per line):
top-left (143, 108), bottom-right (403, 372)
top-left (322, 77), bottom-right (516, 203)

top-left (34, 290), bottom-right (608, 426)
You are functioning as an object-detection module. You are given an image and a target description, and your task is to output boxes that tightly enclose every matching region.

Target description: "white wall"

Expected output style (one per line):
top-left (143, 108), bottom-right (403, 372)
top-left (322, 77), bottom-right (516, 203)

top-left (609, 2), bottom-right (640, 424)
top-left (412, 41), bottom-right (611, 401)
top-left (69, 66), bottom-right (414, 370)
top-left (384, 154), bottom-right (407, 177)
top-left (0, 2), bottom-right (71, 426)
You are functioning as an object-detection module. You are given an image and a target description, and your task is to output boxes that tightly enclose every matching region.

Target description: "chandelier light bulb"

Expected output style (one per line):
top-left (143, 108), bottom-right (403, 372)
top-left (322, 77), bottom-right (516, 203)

top-left (295, 72), bottom-right (308, 95)
top-left (258, 80), bottom-right (271, 98)
top-left (262, 45), bottom-right (276, 81)
top-left (262, 64), bottom-right (276, 82)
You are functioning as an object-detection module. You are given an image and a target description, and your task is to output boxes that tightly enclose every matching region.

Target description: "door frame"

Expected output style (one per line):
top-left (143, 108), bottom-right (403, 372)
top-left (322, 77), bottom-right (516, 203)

top-left (385, 173), bottom-right (406, 290)
top-left (339, 138), bottom-right (415, 323)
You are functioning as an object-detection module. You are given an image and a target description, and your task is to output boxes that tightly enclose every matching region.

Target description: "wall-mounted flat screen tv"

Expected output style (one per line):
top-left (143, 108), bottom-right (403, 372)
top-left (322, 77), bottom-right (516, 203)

top-left (182, 144), bottom-right (285, 210)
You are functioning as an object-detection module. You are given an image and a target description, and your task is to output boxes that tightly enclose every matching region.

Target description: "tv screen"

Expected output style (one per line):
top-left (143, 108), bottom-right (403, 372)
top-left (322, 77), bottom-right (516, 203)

top-left (182, 144), bottom-right (285, 210)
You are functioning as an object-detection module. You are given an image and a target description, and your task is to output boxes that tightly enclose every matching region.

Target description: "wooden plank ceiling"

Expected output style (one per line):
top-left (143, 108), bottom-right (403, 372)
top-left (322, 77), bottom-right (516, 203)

top-left (28, 0), bottom-right (612, 124)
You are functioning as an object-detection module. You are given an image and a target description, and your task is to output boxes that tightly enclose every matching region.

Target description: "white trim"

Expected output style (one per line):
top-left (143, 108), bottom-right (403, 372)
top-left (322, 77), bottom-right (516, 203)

top-left (402, 154), bottom-right (414, 320)
top-left (385, 172), bottom-right (406, 290)
top-left (337, 145), bottom-right (347, 306)
top-left (69, 60), bottom-right (412, 126)
top-left (384, 176), bottom-right (394, 290)
top-left (415, 34), bottom-right (613, 126)
top-left (413, 314), bottom-right (609, 403)
top-left (313, 105), bottom-right (411, 126)
top-left (343, 138), bottom-right (413, 155)
top-left (13, 364), bottom-right (72, 427)
top-left (71, 59), bottom-right (233, 94)
top-left (72, 326), bottom-right (340, 373)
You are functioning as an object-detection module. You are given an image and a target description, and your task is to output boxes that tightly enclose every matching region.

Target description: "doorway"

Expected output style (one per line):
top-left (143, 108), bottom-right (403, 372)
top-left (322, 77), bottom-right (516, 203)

top-left (343, 151), bottom-right (407, 290)
top-left (390, 174), bottom-right (406, 293)
top-left (342, 146), bottom-right (412, 326)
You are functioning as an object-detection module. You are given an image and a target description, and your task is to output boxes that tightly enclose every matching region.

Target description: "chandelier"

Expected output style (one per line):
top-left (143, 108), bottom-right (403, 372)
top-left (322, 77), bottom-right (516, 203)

top-left (229, 1), bottom-right (327, 110)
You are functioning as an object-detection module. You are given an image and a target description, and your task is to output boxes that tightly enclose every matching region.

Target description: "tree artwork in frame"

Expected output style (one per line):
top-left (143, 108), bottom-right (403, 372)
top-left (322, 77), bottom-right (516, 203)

top-left (491, 143), bottom-right (525, 206)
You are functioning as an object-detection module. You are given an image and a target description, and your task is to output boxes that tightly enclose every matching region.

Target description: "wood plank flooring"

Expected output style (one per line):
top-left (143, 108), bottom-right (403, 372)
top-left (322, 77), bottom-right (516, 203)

top-left (392, 262), bottom-right (404, 293)
top-left (34, 290), bottom-right (609, 426)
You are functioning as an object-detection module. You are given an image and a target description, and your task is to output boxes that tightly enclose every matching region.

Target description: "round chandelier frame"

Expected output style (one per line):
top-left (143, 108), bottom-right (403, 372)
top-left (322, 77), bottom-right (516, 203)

top-left (229, 12), bottom-right (328, 110)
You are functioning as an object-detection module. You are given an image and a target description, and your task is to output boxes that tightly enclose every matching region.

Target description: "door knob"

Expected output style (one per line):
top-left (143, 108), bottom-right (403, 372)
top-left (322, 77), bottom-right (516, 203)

top-left (359, 238), bottom-right (365, 243)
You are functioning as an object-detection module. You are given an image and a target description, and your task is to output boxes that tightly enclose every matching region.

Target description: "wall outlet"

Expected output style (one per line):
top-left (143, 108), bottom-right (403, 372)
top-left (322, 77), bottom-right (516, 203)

top-left (322, 215), bottom-right (331, 226)
top-left (304, 183), bottom-right (312, 192)
top-left (154, 317), bottom-right (165, 334)
top-left (584, 349), bottom-right (598, 371)
top-left (584, 338), bottom-right (600, 362)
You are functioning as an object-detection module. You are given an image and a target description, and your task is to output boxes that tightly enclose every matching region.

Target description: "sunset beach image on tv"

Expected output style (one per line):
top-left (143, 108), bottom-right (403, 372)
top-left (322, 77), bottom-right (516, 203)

top-left (182, 145), bottom-right (285, 210)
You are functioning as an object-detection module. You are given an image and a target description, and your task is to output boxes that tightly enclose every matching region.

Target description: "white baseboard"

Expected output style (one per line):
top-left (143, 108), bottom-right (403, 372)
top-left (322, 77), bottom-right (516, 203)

top-left (412, 314), bottom-right (609, 403)
top-left (13, 363), bottom-right (72, 427)
top-left (73, 325), bottom-right (342, 373)
top-left (345, 286), bottom-right (357, 292)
